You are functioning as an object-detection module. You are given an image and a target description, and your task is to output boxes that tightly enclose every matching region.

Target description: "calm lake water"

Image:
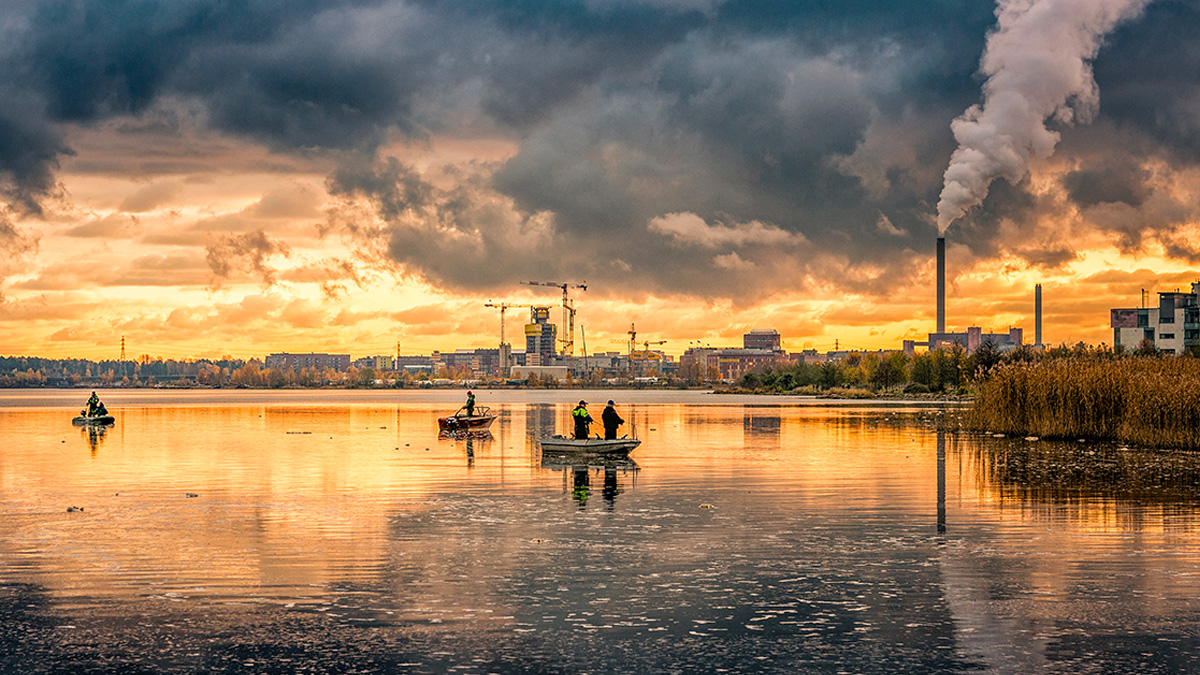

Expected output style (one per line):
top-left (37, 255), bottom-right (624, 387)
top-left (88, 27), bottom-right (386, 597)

top-left (3, 389), bottom-right (1200, 674)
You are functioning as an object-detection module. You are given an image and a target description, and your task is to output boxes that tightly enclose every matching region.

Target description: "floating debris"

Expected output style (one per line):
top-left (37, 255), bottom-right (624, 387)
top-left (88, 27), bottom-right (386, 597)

top-left (286, 431), bottom-right (312, 435)
top-left (699, 503), bottom-right (716, 509)
top-left (66, 506), bottom-right (83, 512)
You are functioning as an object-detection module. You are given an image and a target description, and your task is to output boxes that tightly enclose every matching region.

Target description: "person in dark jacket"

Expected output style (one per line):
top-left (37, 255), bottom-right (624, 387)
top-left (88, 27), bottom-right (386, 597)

top-left (601, 400), bottom-right (624, 440)
top-left (83, 391), bottom-right (106, 417)
top-left (465, 390), bottom-right (475, 417)
top-left (572, 400), bottom-right (593, 439)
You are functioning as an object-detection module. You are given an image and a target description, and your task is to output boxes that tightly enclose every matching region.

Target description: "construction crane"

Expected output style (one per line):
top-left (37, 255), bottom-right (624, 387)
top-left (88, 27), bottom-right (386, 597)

top-left (520, 280), bottom-right (587, 363)
top-left (610, 323), bottom-right (638, 378)
top-left (632, 340), bottom-right (668, 377)
top-left (484, 301), bottom-right (532, 377)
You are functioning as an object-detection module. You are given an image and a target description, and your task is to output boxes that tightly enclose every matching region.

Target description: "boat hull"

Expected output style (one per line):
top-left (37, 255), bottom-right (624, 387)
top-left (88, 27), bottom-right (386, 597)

top-left (73, 415), bottom-right (115, 426)
top-left (437, 415), bottom-right (497, 431)
top-left (539, 437), bottom-right (641, 455)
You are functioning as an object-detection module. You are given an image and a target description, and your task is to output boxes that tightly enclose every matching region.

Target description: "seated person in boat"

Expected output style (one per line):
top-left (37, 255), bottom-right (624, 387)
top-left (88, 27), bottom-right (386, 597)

top-left (602, 400), bottom-right (624, 440)
top-left (83, 391), bottom-right (107, 417)
top-left (572, 400), bottom-right (593, 439)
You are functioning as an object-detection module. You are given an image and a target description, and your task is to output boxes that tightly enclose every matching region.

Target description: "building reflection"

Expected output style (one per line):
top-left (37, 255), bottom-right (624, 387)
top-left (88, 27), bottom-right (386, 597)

top-left (525, 403), bottom-right (558, 446)
top-left (743, 408), bottom-right (781, 449)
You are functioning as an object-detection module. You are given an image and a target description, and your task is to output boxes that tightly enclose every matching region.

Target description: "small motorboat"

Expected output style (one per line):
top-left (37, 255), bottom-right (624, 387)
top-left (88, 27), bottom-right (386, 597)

top-left (73, 414), bottom-right (115, 426)
top-left (437, 406), bottom-right (497, 432)
top-left (539, 436), bottom-right (641, 455)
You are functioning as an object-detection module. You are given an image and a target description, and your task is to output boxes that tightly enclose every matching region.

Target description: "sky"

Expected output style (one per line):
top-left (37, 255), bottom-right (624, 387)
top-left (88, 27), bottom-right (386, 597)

top-left (2, 0), bottom-right (1200, 361)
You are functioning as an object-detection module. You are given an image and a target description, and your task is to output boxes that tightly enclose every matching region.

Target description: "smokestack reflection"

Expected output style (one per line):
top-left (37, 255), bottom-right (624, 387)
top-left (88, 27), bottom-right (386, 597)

top-left (938, 429), bottom-right (946, 533)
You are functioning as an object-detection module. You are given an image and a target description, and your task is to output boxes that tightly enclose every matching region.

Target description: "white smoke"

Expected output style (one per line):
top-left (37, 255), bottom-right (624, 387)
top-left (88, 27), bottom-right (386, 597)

top-left (936, 0), bottom-right (1152, 233)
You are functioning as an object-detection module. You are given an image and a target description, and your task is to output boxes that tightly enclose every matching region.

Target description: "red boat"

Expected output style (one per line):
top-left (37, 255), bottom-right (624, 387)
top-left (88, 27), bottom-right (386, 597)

top-left (437, 406), bottom-right (497, 432)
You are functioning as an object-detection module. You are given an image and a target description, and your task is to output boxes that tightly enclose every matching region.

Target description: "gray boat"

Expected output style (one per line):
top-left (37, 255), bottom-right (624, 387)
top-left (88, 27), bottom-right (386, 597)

top-left (73, 414), bottom-right (115, 426)
top-left (539, 436), bottom-right (641, 455)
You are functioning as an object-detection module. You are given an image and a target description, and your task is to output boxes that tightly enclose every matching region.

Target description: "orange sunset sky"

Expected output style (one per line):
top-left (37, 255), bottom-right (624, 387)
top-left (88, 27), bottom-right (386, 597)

top-left (2, 1), bottom-right (1198, 361)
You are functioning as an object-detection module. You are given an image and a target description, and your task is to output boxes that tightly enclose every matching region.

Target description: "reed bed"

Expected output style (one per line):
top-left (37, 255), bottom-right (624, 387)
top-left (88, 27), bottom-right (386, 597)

top-left (970, 357), bottom-right (1200, 450)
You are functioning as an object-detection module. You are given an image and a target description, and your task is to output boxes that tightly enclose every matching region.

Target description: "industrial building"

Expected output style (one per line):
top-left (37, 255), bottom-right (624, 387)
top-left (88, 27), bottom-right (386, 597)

top-left (1110, 283), bottom-right (1200, 354)
top-left (903, 237), bottom-right (1035, 355)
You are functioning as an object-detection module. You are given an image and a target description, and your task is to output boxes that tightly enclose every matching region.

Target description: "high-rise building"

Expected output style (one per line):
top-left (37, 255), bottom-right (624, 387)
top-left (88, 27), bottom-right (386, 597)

top-left (525, 306), bottom-right (557, 364)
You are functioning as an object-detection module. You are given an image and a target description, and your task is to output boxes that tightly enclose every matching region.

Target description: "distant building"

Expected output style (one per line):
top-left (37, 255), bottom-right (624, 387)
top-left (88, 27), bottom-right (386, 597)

top-left (395, 355), bottom-right (434, 369)
top-left (578, 351), bottom-right (626, 375)
top-left (353, 355), bottom-right (395, 371)
top-left (524, 306), bottom-right (557, 365)
top-left (904, 327), bottom-right (1023, 356)
top-left (792, 349), bottom-right (821, 363)
top-left (265, 352), bottom-right (350, 371)
top-left (439, 348), bottom-right (502, 376)
top-left (743, 329), bottom-right (781, 352)
top-left (681, 347), bottom-right (783, 381)
top-left (511, 365), bottom-right (570, 382)
top-left (1111, 283), bottom-right (1200, 354)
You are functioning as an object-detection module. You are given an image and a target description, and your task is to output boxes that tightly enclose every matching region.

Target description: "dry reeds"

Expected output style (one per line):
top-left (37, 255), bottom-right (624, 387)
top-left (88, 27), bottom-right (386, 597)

top-left (970, 357), bottom-right (1200, 450)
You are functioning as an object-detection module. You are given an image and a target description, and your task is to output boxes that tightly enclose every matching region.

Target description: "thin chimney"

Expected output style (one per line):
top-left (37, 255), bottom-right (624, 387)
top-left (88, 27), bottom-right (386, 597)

top-left (936, 237), bottom-right (946, 334)
top-left (1035, 283), bottom-right (1043, 347)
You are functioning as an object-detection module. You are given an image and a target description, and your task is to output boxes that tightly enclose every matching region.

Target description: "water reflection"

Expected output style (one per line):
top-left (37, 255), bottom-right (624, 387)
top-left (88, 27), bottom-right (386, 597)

top-left (938, 429), bottom-right (946, 533)
top-left (79, 423), bottom-right (109, 456)
top-left (743, 408), bottom-right (781, 448)
top-left (978, 437), bottom-right (1200, 504)
top-left (525, 403), bottom-right (557, 446)
top-left (5, 396), bottom-right (1200, 673)
top-left (539, 451), bottom-right (639, 510)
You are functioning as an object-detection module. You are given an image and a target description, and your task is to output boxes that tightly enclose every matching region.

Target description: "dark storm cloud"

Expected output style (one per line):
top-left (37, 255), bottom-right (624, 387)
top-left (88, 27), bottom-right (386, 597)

top-left (0, 85), bottom-right (70, 216)
top-left (205, 230), bottom-right (291, 287)
top-left (0, 216), bottom-right (40, 293)
top-left (1, 0), bottom-right (1198, 298)
top-left (327, 156), bottom-right (570, 291)
top-left (1062, 162), bottom-right (1152, 208)
top-left (1094, 1), bottom-right (1200, 159)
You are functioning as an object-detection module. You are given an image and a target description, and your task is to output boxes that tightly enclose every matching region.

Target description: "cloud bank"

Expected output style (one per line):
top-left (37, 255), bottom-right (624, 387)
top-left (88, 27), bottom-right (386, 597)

top-left (0, 0), bottom-right (1198, 322)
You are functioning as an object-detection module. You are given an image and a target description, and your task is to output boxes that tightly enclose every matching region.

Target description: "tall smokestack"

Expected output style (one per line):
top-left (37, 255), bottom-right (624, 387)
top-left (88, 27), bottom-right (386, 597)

top-left (1035, 283), bottom-right (1043, 348)
top-left (936, 237), bottom-right (946, 334)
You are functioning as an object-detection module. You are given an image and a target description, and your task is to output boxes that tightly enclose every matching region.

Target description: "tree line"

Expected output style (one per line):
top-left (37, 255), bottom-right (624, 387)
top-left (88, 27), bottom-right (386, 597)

top-left (731, 340), bottom-right (1186, 395)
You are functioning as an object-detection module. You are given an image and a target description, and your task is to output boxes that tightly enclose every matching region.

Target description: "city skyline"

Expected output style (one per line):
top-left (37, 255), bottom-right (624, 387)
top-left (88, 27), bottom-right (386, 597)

top-left (3, 1), bottom-right (1200, 361)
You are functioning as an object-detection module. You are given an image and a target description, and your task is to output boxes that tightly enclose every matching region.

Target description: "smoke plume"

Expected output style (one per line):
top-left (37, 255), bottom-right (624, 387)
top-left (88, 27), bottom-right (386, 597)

top-left (936, 0), bottom-right (1152, 233)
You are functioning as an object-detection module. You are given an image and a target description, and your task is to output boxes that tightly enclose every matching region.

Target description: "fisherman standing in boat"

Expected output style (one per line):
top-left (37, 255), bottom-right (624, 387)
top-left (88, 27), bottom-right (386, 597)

top-left (572, 400), bottom-right (593, 439)
top-left (601, 400), bottom-right (624, 440)
top-left (465, 390), bottom-right (476, 417)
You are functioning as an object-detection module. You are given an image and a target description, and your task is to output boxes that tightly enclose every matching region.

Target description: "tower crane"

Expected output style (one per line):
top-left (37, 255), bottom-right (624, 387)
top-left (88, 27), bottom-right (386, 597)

top-left (520, 280), bottom-right (587, 363)
top-left (484, 301), bottom-right (532, 377)
top-left (611, 323), bottom-right (638, 378)
top-left (633, 340), bottom-right (668, 377)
